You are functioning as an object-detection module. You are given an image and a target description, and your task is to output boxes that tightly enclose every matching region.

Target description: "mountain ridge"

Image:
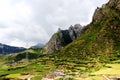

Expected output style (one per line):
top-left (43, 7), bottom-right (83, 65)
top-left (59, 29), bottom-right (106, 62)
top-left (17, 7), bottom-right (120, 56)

top-left (0, 43), bottom-right (26, 54)
top-left (59, 0), bottom-right (120, 61)
top-left (31, 43), bottom-right (44, 48)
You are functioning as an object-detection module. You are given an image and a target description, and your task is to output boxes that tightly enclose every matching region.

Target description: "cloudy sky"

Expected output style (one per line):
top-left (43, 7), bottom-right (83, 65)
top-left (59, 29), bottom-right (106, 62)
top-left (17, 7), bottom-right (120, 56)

top-left (0, 0), bottom-right (108, 48)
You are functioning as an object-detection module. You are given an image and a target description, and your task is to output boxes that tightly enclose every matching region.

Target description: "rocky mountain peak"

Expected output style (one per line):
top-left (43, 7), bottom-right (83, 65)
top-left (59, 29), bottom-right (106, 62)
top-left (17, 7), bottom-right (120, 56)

top-left (73, 24), bottom-right (82, 35)
top-left (69, 24), bottom-right (82, 40)
top-left (45, 24), bottom-right (82, 54)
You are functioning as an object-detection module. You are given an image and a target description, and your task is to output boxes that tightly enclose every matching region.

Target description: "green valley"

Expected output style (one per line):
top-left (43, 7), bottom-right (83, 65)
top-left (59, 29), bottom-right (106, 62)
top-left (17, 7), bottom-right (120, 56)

top-left (0, 0), bottom-right (120, 80)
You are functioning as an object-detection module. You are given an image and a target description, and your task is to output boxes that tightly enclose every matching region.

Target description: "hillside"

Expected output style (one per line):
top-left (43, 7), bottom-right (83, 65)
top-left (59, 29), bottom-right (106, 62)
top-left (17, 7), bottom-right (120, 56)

top-left (60, 0), bottom-right (120, 62)
top-left (0, 43), bottom-right (26, 54)
top-left (0, 0), bottom-right (120, 80)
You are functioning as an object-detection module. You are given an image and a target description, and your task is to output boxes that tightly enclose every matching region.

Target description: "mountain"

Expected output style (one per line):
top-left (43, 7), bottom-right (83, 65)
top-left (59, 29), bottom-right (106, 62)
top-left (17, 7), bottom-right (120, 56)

top-left (59, 0), bottom-right (120, 61)
top-left (35, 43), bottom-right (44, 47)
top-left (0, 43), bottom-right (26, 54)
top-left (0, 1), bottom-right (120, 79)
top-left (31, 43), bottom-right (44, 48)
top-left (45, 24), bottom-right (82, 54)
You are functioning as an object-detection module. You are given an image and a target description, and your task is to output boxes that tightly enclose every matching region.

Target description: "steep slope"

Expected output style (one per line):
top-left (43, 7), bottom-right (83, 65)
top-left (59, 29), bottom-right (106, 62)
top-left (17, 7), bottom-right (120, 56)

top-left (45, 24), bottom-right (82, 54)
top-left (60, 0), bottom-right (120, 61)
top-left (0, 43), bottom-right (26, 54)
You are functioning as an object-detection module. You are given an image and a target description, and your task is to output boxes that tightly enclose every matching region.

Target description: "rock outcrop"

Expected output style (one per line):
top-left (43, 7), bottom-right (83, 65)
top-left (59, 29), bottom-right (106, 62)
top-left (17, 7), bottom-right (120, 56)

top-left (93, 7), bottom-right (104, 21)
top-left (45, 24), bottom-right (82, 54)
top-left (93, 0), bottom-right (120, 22)
top-left (69, 24), bottom-right (81, 40)
top-left (108, 0), bottom-right (120, 10)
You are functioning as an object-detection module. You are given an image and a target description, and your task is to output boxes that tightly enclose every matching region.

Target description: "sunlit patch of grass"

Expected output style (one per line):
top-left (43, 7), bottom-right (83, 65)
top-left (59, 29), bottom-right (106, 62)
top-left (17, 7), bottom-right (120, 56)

top-left (6, 74), bottom-right (20, 78)
top-left (73, 78), bottom-right (84, 80)
top-left (31, 75), bottom-right (42, 80)
top-left (89, 63), bottom-right (120, 80)
top-left (90, 75), bottom-right (103, 80)
top-left (92, 64), bottom-right (120, 75)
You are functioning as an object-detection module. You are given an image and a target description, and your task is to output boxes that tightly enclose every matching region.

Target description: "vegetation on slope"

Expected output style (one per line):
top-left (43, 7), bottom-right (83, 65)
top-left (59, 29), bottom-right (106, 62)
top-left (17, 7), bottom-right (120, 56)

top-left (0, 0), bottom-right (120, 80)
top-left (60, 2), bottom-right (120, 62)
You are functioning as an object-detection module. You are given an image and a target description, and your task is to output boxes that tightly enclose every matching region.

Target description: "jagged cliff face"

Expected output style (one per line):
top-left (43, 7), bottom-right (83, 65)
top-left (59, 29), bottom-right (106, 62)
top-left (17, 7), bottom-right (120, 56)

top-left (109, 0), bottom-right (120, 10)
top-left (45, 24), bottom-right (82, 54)
top-left (69, 24), bottom-right (82, 40)
top-left (45, 32), bottom-right (63, 54)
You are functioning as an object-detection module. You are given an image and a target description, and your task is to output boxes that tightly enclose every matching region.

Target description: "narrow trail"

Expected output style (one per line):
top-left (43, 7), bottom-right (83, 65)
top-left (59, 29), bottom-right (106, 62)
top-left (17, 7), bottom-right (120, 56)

top-left (18, 74), bottom-right (34, 80)
top-left (27, 75), bottom-right (34, 80)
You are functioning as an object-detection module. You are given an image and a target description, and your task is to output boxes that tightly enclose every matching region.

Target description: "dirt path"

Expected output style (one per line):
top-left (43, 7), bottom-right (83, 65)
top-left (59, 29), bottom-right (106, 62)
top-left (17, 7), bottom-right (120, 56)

top-left (18, 74), bottom-right (34, 80)
top-left (27, 75), bottom-right (34, 80)
top-left (103, 75), bottom-right (111, 80)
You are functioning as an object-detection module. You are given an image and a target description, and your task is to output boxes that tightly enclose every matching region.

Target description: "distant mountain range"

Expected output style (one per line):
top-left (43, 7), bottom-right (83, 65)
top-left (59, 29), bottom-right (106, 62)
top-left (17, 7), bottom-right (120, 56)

top-left (31, 43), bottom-right (44, 48)
top-left (0, 43), bottom-right (26, 54)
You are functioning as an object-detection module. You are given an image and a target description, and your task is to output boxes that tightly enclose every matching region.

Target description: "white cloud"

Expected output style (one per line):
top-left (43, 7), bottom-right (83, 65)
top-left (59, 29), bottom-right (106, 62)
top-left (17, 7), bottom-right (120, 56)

top-left (10, 38), bottom-right (27, 47)
top-left (0, 0), bottom-right (109, 48)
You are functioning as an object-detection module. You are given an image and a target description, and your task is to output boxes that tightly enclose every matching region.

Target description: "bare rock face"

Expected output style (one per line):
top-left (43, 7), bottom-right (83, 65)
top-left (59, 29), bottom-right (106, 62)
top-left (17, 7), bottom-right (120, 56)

top-left (108, 0), bottom-right (120, 10)
top-left (69, 25), bottom-right (76, 40)
top-left (45, 31), bottom-right (63, 54)
top-left (93, 0), bottom-right (120, 22)
top-left (73, 24), bottom-right (82, 36)
top-left (109, 0), bottom-right (116, 5)
top-left (93, 7), bottom-right (104, 21)
top-left (116, 0), bottom-right (120, 10)
top-left (69, 24), bottom-right (82, 40)
top-left (45, 24), bottom-right (82, 54)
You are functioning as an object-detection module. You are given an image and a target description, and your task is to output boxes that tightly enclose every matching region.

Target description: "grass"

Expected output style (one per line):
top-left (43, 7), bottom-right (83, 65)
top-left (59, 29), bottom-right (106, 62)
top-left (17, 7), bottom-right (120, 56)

top-left (0, 1), bottom-right (120, 80)
top-left (0, 47), bottom-right (120, 80)
top-left (0, 53), bottom-right (120, 80)
top-left (89, 63), bottom-right (120, 80)
top-left (73, 78), bottom-right (84, 80)
top-left (90, 76), bottom-right (102, 80)
top-left (6, 74), bottom-right (20, 78)
top-left (31, 75), bottom-right (42, 80)
top-left (93, 64), bottom-right (120, 75)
